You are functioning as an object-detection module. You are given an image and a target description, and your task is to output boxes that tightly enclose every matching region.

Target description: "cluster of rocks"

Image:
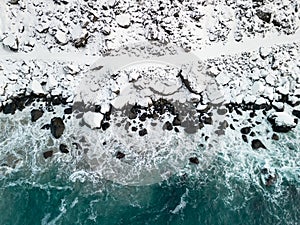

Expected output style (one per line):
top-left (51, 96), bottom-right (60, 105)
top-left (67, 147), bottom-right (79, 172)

top-left (1, 0), bottom-right (298, 54)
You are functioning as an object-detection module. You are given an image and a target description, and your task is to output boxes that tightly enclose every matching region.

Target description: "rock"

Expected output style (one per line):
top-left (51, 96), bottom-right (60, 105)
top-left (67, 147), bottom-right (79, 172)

top-left (43, 150), bottom-right (53, 159)
top-left (59, 144), bottom-right (69, 153)
top-left (216, 72), bottom-right (230, 85)
top-left (116, 151), bottom-right (125, 159)
top-left (251, 139), bottom-right (266, 149)
top-left (242, 134), bottom-right (248, 143)
top-left (271, 133), bottom-right (279, 141)
top-left (64, 107), bottom-right (72, 114)
top-left (50, 117), bottom-right (65, 139)
top-left (82, 111), bottom-right (103, 129)
top-left (2, 35), bottom-right (19, 51)
top-left (260, 166), bottom-right (277, 186)
top-left (31, 80), bottom-right (45, 95)
top-left (139, 128), bottom-right (147, 136)
top-left (101, 122), bottom-right (110, 130)
top-left (116, 14), bottom-right (131, 28)
top-left (172, 116), bottom-right (181, 126)
top-left (31, 109), bottom-right (44, 122)
top-left (189, 157), bottom-right (199, 164)
top-left (267, 112), bottom-right (297, 132)
top-left (256, 9), bottom-right (271, 23)
top-left (55, 30), bottom-right (68, 45)
top-left (163, 121), bottom-right (173, 131)
top-left (252, 81), bottom-right (265, 95)
top-left (74, 33), bottom-right (89, 48)
top-left (101, 26), bottom-right (111, 35)
top-left (3, 101), bottom-right (17, 114)
top-left (241, 126), bottom-right (251, 134)
top-left (63, 64), bottom-right (80, 75)
top-left (292, 109), bottom-right (300, 118)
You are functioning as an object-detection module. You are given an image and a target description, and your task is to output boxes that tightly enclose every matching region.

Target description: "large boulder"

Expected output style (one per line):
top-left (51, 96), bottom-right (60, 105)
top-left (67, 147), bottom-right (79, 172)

top-left (267, 112), bottom-right (297, 132)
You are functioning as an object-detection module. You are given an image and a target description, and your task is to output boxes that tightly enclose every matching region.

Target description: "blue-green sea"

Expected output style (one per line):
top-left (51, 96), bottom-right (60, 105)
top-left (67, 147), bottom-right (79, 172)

top-left (0, 114), bottom-right (299, 225)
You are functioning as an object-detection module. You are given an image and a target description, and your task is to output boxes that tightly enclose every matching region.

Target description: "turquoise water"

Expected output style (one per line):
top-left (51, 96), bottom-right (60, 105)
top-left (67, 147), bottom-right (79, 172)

top-left (0, 114), bottom-right (299, 225)
top-left (0, 158), bottom-right (299, 225)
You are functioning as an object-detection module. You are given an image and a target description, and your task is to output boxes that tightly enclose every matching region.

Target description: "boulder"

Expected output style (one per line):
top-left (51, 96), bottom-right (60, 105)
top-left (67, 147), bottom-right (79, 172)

top-left (50, 117), bottom-right (65, 138)
top-left (267, 112), bottom-right (297, 132)
top-left (31, 109), bottom-right (44, 122)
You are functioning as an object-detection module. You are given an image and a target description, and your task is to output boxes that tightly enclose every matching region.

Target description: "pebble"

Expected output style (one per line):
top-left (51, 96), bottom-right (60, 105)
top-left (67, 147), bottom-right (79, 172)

top-left (189, 157), bottom-right (199, 165)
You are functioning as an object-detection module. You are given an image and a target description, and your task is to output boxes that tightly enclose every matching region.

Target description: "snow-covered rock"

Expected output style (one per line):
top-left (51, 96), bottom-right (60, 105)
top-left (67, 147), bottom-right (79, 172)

top-left (55, 30), bottom-right (68, 45)
top-left (116, 14), bottom-right (131, 28)
top-left (2, 34), bottom-right (19, 51)
top-left (267, 111), bottom-right (297, 132)
top-left (82, 111), bottom-right (103, 129)
top-left (30, 80), bottom-right (45, 95)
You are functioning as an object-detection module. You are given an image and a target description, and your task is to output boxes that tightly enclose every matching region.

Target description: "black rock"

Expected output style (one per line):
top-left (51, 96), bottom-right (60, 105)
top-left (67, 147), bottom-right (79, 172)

top-left (3, 101), bottom-right (17, 114)
top-left (43, 150), bottom-right (53, 159)
top-left (50, 117), bottom-right (65, 139)
top-left (59, 144), bottom-right (69, 153)
top-left (102, 122), bottom-right (110, 131)
top-left (139, 128), bottom-right (147, 136)
top-left (189, 157), bottom-right (199, 165)
top-left (132, 126), bottom-right (138, 132)
top-left (271, 133), bottom-right (279, 141)
top-left (31, 109), bottom-right (44, 122)
top-left (116, 151), bottom-right (125, 159)
top-left (163, 121), bottom-right (173, 131)
top-left (256, 9), bottom-right (271, 23)
top-left (240, 126), bottom-right (251, 134)
top-left (242, 135), bottom-right (248, 143)
top-left (292, 109), bottom-right (300, 119)
top-left (251, 139), bottom-right (266, 150)
top-left (203, 116), bottom-right (213, 125)
top-left (172, 116), bottom-right (181, 126)
top-left (64, 107), bottom-right (72, 114)
top-left (267, 114), bottom-right (297, 133)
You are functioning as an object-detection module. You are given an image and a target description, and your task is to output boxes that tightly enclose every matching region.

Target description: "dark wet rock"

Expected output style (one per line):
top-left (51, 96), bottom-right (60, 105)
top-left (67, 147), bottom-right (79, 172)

top-left (3, 101), bottom-right (17, 114)
top-left (271, 133), bottom-right (279, 141)
top-left (215, 129), bottom-right (225, 135)
top-left (292, 109), bottom-right (300, 119)
top-left (217, 108), bottom-right (227, 115)
top-left (163, 121), bottom-right (173, 131)
top-left (116, 151), bottom-right (125, 159)
top-left (261, 167), bottom-right (277, 186)
top-left (139, 128), bottom-right (147, 136)
top-left (250, 131), bottom-right (256, 137)
top-left (242, 135), bottom-right (248, 143)
top-left (203, 116), bottom-right (213, 125)
top-left (189, 157), bottom-right (199, 165)
top-left (219, 120), bottom-right (229, 129)
top-left (174, 127), bottom-right (179, 132)
top-left (64, 107), bottom-right (72, 114)
top-left (31, 109), bottom-right (44, 122)
top-left (59, 144), bottom-right (69, 153)
top-left (139, 113), bottom-right (147, 122)
top-left (251, 139), bottom-right (266, 149)
top-left (240, 126), bottom-right (251, 134)
top-left (50, 117), bottom-right (65, 139)
top-left (132, 126), bottom-right (138, 132)
top-left (102, 122), bottom-right (110, 131)
top-left (172, 116), bottom-right (181, 126)
top-left (43, 150), bottom-right (53, 159)
top-left (230, 124), bottom-right (235, 130)
top-left (256, 9), bottom-right (271, 23)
